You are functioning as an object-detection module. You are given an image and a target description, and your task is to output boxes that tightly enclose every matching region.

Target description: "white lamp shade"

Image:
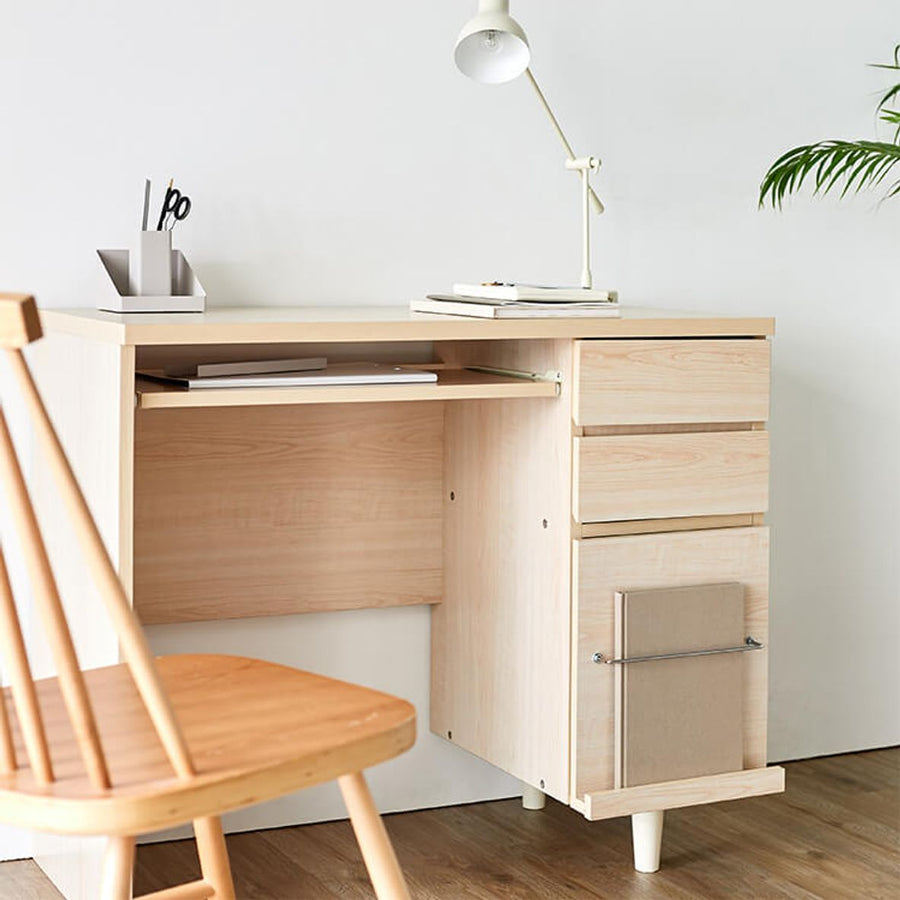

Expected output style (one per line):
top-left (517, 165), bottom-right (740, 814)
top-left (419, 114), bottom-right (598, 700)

top-left (454, 11), bottom-right (530, 84)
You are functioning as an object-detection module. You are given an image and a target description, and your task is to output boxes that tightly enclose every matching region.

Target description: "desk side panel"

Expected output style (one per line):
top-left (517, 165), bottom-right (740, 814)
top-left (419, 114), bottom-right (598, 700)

top-left (25, 332), bottom-right (134, 900)
top-left (432, 339), bottom-right (573, 803)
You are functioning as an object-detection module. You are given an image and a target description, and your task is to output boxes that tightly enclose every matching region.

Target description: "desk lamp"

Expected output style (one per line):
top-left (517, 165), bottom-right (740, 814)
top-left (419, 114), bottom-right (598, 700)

top-left (454, 0), bottom-right (606, 292)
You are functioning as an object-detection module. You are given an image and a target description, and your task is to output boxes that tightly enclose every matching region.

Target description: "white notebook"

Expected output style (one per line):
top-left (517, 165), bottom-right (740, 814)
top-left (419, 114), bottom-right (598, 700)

top-left (140, 362), bottom-right (438, 390)
top-left (452, 283), bottom-right (618, 303)
top-left (165, 356), bottom-right (327, 378)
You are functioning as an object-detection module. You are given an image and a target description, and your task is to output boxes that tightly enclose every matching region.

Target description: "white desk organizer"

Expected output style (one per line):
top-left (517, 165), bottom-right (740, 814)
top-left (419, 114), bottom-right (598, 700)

top-left (96, 246), bottom-right (206, 313)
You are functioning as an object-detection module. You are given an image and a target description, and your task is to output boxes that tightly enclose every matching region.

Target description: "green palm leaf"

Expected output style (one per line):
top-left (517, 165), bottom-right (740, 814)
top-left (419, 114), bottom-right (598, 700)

top-left (881, 107), bottom-right (900, 145)
top-left (759, 44), bottom-right (900, 208)
top-left (876, 83), bottom-right (900, 117)
top-left (759, 140), bottom-right (900, 207)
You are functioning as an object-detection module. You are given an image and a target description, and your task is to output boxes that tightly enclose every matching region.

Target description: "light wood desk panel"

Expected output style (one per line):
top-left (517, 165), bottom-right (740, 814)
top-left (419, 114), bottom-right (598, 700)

top-left (41, 306), bottom-right (775, 346)
top-left (433, 338), bottom-right (575, 803)
top-left (134, 402), bottom-right (444, 623)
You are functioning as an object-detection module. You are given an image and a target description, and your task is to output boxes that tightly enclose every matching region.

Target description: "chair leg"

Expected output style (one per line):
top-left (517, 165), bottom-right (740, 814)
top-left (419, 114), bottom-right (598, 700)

top-left (194, 816), bottom-right (236, 900)
top-left (101, 835), bottom-right (135, 900)
top-left (338, 771), bottom-right (410, 900)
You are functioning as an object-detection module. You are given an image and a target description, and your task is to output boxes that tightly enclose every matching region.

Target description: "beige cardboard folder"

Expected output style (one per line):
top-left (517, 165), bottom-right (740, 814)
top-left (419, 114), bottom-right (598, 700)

top-left (615, 582), bottom-right (745, 788)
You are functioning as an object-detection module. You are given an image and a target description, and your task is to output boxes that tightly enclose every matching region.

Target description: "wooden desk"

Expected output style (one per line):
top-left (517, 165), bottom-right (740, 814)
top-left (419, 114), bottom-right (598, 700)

top-left (31, 305), bottom-right (784, 896)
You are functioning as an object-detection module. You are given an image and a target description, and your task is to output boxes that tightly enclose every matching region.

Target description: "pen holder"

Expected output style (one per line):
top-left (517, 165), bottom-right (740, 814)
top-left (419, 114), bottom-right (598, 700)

top-left (129, 230), bottom-right (173, 296)
top-left (97, 244), bottom-right (206, 313)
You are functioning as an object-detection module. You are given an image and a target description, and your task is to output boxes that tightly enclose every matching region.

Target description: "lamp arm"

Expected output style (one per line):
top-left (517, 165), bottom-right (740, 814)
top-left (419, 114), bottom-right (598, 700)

top-left (524, 67), bottom-right (605, 214)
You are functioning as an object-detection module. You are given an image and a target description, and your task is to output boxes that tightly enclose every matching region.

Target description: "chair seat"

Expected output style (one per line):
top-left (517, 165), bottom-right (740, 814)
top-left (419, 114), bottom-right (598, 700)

top-left (0, 654), bottom-right (416, 836)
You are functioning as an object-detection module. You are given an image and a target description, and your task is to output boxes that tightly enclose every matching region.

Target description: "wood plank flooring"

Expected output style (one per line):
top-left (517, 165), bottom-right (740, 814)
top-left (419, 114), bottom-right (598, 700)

top-left (1, 748), bottom-right (897, 899)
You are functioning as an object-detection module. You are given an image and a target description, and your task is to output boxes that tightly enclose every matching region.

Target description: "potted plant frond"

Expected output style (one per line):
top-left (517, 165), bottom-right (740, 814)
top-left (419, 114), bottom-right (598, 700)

top-left (759, 45), bottom-right (900, 206)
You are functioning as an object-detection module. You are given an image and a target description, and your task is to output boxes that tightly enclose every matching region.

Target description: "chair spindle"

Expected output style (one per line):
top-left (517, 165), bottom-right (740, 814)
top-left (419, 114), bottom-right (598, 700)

top-left (0, 669), bottom-right (16, 774)
top-left (0, 546), bottom-right (52, 782)
top-left (0, 405), bottom-right (110, 790)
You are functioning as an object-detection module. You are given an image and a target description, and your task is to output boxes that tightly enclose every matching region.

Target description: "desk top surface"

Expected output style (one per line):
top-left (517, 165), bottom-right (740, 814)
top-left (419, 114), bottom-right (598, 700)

top-left (40, 305), bottom-right (775, 346)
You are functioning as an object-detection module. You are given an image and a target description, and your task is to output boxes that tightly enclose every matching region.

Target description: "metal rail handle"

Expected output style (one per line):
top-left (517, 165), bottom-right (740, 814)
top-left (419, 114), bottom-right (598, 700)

top-left (592, 636), bottom-right (764, 666)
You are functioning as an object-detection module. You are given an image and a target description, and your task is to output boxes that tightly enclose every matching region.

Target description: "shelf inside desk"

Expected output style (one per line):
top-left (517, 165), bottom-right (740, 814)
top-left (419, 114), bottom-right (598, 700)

top-left (134, 368), bottom-right (559, 409)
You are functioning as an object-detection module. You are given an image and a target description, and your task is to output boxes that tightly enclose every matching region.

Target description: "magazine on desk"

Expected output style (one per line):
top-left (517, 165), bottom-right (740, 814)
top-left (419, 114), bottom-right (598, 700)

top-left (412, 294), bottom-right (621, 319)
top-left (139, 361), bottom-right (438, 390)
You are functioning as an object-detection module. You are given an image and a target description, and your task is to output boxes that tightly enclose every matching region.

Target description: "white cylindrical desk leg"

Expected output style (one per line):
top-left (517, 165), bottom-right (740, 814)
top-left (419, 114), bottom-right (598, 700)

top-left (631, 810), bottom-right (664, 873)
top-left (521, 782), bottom-right (546, 810)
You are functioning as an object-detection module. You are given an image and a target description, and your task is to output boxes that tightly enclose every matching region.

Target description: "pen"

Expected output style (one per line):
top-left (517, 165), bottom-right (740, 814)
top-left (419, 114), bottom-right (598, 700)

top-left (141, 178), bottom-right (151, 231)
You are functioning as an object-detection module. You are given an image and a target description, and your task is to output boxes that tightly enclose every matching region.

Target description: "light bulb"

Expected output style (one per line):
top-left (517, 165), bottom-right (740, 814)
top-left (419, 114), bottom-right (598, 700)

top-left (482, 30), bottom-right (501, 53)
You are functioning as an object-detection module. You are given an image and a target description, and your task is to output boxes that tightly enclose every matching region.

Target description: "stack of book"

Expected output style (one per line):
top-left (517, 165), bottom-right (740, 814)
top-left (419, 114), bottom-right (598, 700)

top-left (411, 283), bottom-right (620, 319)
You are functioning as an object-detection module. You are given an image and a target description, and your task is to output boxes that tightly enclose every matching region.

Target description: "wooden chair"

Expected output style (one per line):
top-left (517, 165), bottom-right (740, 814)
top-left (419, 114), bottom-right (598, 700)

top-left (0, 294), bottom-right (416, 899)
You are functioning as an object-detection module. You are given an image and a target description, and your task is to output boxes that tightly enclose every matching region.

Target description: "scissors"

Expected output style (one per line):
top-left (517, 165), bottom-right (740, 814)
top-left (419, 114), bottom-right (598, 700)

top-left (156, 183), bottom-right (192, 231)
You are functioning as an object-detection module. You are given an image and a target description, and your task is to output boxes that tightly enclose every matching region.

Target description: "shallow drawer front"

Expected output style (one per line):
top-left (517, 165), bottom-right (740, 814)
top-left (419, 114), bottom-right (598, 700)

top-left (571, 527), bottom-right (769, 798)
top-left (573, 430), bottom-right (769, 522)
top-left (574, 339), bottom-right (770, 426)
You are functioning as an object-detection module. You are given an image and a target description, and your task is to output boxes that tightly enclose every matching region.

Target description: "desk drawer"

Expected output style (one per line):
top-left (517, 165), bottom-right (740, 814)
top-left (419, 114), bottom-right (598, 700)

top-left (573, 339), bottom-right (770, 426)
top-left (573, 430), bottom-right (769, 523)
top-left (571, 527), bottom-right (769, 798)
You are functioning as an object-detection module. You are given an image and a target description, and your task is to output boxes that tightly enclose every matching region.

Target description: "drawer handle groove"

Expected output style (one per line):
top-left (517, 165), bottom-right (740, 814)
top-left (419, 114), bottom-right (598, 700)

top-left (592, 636), bottom-right (763, 665)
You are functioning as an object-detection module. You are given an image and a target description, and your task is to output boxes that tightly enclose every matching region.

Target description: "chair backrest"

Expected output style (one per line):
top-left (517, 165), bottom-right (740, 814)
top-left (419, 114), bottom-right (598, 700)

top-left (0, 293), bottom-right (195, 789)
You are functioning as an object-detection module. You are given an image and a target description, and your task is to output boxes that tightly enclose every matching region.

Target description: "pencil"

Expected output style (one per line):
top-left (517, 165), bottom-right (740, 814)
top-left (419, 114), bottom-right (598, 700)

top-left (141, 178), bottom-right (151, 231)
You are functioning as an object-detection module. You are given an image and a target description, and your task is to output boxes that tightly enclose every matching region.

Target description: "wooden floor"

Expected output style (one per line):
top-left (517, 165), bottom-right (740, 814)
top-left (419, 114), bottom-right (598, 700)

top-left (1, 748), bottom-right (897, 899)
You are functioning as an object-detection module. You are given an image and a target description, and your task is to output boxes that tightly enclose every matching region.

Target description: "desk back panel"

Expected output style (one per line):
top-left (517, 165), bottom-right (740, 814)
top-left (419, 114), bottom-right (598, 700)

top-left (133, 402), bottom-right (443, 623)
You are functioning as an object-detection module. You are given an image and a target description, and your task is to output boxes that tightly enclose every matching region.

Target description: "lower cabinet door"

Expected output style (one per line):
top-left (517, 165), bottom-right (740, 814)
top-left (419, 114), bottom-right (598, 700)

top-left (571, 526), bottom-right (770, 802)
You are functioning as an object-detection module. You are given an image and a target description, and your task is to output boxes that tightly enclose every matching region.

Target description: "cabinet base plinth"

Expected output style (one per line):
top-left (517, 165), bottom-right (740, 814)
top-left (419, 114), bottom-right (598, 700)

top-left (581, 766), bottom-right (785, 821)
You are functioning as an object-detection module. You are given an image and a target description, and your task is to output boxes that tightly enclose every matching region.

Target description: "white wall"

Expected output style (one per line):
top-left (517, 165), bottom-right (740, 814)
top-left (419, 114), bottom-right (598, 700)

top-left (1, 0), bottom-right (898, 856)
